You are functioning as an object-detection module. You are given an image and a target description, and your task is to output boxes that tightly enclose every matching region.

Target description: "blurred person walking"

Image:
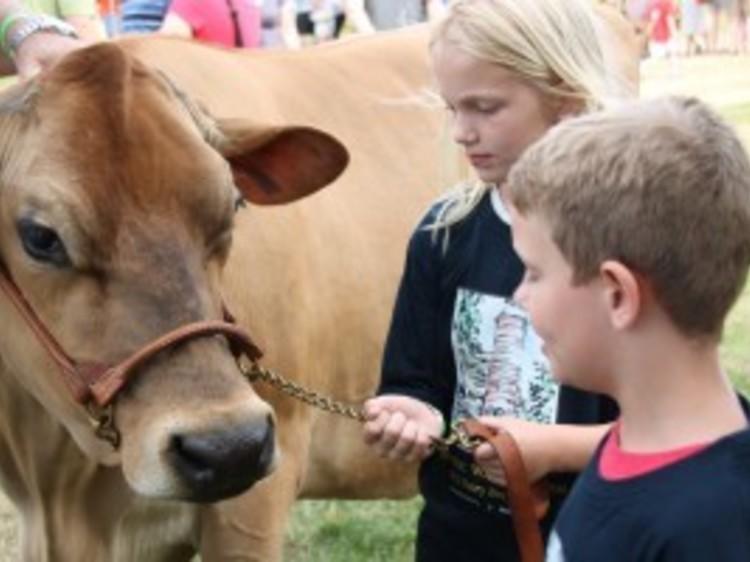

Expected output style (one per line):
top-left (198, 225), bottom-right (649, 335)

top-left (364, 0), bottom-right (446, 30)
top-left (681, 0), bottom-right (707, 54)
top-left (646, 0), bottom-right (678, 57)
top-left (280, 0), bottom-right (373, 48)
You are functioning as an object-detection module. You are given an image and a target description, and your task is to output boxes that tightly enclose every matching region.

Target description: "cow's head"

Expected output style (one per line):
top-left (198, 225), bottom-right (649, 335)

top-left (0, 43), bottom-right (348, 501)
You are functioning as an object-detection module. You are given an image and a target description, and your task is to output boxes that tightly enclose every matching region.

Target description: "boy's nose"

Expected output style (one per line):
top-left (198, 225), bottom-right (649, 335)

top-left (513, 283), bottom-right (528, 306)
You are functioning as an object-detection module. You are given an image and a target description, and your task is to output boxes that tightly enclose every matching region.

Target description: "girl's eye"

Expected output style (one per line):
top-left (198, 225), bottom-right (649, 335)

top-left (474, 101), bottom-right (501, 114)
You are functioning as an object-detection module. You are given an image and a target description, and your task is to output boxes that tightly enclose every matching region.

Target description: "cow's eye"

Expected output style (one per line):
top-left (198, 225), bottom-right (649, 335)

top-left (17, 219), bottom-right (70, 267)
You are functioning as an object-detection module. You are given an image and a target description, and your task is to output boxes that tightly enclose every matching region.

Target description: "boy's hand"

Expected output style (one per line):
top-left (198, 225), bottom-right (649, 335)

top-left (473, 416), bottom-right (555, 486)
top-left (363, 395), bottom-right (443, 462)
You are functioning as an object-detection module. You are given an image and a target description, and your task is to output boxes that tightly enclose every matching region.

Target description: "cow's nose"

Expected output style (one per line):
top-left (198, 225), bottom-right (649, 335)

top-left (169, 415), bottom-right (275, 502)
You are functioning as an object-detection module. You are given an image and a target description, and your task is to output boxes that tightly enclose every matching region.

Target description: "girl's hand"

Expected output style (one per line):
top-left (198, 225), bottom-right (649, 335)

top-left (363, 395), bottom-right (443, 462)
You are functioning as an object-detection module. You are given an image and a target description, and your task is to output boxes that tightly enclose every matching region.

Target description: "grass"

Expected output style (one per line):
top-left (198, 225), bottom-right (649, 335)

top-left (284, 84), bottom-right (750, 562)
top-left (285, 499), bottom-right (421, 562)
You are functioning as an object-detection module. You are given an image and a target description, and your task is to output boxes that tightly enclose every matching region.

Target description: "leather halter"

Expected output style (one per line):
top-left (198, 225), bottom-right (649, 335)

top-left (0, 262), bottom-right (263, 409)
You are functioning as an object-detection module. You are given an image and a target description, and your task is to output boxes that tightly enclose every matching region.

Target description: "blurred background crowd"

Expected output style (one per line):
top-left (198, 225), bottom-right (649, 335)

top-left (607, 0), bottom-right (748, 56)
top-left (23, 0), bottom-right (749, 57)
top-left (40, 0), bottom-right (448, 49)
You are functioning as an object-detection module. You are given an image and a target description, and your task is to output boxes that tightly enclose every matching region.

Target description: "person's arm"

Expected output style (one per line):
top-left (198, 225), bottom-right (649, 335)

top-left (0, 1), bottom-right (84, 78)
top-left (474, 418), bottom-right (611, 484)
top-left (343, 0), bottom-right (374, 34)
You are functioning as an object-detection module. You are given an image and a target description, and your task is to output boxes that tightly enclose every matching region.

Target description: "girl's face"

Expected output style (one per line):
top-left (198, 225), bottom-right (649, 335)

top-left (431, 41), bottom-right (560, 186)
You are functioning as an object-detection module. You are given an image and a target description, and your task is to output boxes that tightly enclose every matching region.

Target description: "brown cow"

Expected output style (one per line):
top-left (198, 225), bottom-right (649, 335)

top-left (0, 15), bottom-right (640, 562)
top-left (0, 29), bottom-right (442, 562)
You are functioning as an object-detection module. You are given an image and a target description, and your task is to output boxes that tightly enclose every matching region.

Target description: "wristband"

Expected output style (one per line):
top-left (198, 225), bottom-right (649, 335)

top-left (0, 11), bottom-right (28, 55)
top-left (4, 14), bottom-right (78, 60)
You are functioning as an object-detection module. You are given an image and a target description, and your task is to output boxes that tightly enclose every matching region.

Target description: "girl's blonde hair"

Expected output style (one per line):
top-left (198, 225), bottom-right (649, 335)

top-left (427, 0), bottom-right (628, 235)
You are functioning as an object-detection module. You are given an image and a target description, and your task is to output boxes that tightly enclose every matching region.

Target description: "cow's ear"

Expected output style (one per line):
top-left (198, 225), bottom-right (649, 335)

top-left (216, 120), bottom-right (349, 205)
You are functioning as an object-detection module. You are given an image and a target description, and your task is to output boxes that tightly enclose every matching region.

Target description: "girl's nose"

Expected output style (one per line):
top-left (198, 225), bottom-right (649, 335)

top-left (452, 115), bottom-right (478, 146)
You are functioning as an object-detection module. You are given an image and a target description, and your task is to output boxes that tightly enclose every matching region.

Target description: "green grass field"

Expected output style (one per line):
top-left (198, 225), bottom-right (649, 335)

top-left (284, 97), bottom-right (750, 562)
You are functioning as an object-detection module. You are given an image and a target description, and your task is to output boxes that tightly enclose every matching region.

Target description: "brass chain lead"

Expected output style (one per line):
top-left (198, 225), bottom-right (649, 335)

top-left (239, 359), bottom-right (475, 452)
top-left (240, 360), bottom-right (367, 422)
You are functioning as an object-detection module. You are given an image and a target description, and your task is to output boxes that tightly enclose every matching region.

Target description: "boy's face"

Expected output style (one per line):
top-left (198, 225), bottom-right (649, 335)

top-left (510, 208), bottom-right (611, 392)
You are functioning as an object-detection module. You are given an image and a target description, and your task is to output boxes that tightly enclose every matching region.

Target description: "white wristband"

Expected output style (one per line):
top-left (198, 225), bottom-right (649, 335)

top-left (6, 15), bottom-right (78, 60)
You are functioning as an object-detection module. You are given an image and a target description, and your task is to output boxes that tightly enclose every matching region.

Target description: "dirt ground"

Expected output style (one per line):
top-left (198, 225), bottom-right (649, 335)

top-left (1, 53), bottom-right (749, 561)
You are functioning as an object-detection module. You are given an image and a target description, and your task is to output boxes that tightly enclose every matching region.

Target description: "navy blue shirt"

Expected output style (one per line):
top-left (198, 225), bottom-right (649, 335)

top-left (550, 425), bottom-right (750, 561)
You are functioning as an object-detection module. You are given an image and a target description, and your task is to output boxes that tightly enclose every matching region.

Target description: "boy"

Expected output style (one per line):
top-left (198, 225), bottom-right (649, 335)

top-left (504, 96), bottom-right (750, 561)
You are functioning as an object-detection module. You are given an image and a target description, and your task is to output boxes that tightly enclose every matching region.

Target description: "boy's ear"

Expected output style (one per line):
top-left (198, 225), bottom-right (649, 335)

top-left (599, 260), bottom-right (641, 330)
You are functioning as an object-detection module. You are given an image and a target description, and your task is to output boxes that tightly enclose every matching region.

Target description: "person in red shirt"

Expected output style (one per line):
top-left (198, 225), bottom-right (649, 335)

top-left (646, 0), bottom-right (678, 57)
top-left (159, 0), bottom-right (262, 48)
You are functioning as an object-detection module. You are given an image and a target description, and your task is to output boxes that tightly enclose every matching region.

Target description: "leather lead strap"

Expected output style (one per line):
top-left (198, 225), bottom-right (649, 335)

top-left (461, 419), bottom-right (547, 562)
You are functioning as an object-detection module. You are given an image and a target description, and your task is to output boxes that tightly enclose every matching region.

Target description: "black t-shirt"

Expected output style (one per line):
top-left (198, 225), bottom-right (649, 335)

top-left (379, 192), bottom-right (617, 561)
top-left (550, 425), bottom-right (750, 562)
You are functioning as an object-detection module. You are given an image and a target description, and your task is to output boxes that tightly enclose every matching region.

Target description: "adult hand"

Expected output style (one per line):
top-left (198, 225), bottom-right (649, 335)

top-left (363, 395), bottom-right (443, 462)
top-left (14, 32), bottom-right (85, 80)
top-left (472, 416), bottom-right (556, 486)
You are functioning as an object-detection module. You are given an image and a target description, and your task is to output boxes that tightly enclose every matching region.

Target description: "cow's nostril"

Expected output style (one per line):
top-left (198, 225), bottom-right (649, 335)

top-left (169, 421), bottom-right (275, 502)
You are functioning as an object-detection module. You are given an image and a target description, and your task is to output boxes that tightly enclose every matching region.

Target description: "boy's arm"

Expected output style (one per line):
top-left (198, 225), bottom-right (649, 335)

top-left (474, 418), bottom-right (610, 484)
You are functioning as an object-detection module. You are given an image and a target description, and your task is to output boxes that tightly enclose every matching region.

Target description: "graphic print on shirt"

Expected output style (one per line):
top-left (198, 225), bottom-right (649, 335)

top-left (451, 288), bottom-right (558, 424)
top-left (443, 288), bottom-right (558, 516)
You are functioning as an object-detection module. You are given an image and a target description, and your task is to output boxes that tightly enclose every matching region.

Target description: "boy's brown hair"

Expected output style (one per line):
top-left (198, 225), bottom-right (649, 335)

top-left (507, 96), bottom-right (750, 340)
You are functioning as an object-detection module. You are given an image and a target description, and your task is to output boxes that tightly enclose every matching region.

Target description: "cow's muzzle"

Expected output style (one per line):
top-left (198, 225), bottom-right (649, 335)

top-left (170, 414), bottom-right (276, 502)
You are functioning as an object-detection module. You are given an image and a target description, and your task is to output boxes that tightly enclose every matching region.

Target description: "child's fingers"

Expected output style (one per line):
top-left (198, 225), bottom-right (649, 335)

top-left (363, 397), bottom-right (385, 420)
top-left (474, 443), bottom-right (507, 486)
top-left (405, 427), bottom-right (435, 462)
top-left (363, 409), bottom-right (391, 445)
top-left (474, 441), bottom-right (497, 461)
top-left (388, 419), bottom-right (419, 460)
top-left (479, 462), bottom-right (507, 487)
top-left (375, 410), bottom-right (407, 457)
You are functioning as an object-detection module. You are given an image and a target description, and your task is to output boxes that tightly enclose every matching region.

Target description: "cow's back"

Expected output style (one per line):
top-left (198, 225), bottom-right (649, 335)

top-left (120, 29), bottom-right (452, 498)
